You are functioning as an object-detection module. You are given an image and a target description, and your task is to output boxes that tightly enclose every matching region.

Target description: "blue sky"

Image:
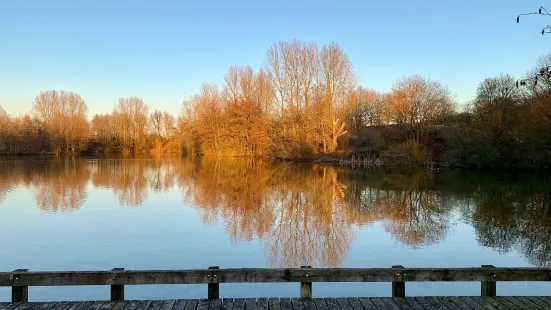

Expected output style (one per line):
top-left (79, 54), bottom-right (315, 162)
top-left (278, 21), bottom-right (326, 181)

top-left (1, 0), bottom-right (549, 117)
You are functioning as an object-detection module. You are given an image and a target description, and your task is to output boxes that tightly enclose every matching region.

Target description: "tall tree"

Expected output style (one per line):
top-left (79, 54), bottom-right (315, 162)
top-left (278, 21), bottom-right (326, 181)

top-left (33, 90), bottom-right (89, 153)
top-left (318, 42), bottom-right (356, 152)
top-left (389, 76), bottom-right (453, 132)
top-left (113, 97), bottom-right (149, 152)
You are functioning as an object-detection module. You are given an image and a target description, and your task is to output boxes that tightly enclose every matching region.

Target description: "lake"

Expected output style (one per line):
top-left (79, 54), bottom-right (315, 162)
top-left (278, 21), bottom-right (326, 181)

top-left (0, 156), bottom-right (550, 301)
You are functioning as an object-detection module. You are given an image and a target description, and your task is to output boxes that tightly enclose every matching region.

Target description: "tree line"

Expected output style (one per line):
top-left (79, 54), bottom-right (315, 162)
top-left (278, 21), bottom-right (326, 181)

top-left (0, 40), bottom-right (550, 168)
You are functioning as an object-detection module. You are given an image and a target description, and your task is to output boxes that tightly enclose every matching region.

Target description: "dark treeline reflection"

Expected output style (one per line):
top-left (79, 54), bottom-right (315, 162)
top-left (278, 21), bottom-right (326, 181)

top-left (0, 157), bottom-right (550, 267)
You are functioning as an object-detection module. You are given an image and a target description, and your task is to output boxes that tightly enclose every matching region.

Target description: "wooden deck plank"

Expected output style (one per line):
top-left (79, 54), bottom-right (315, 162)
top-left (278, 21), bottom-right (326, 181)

top-left (425, 297), bottom-right (453, 310)
top-left (436, 298), bottom-right (462, 310)
top-left (207, 300), bottom-right (220, 310)
top-left (39, 304), bottom-right (58, 310)
top-left (256, 298), bottom-right (268, 310)
top-left (62, 303), bottom-right (82, 310)
top-left (470, 297), bottom-right (501, 310)
top-left (456, 297), bottom-right (483, 310)
top-left (160, 300), bottom-right (176, 310)
top-left (487, 297), bottom-right (518, 310)
top-left (369, 298), bottom-right (390, 310)
top-left (503, 297), bottom-right (532, 309)
top-left (245, 299), bottom-right (256, 310)
top-left (121, 301), bottom-right (139, 310)
top-left (73, 302), bottom-right (94, 310)
top-left (135, 302), bottom-right (153, 310)
top-left (172, 301), bottom-right (187, 310)
top-left (280, 298), bottom-right (292, 310)
top-left (267, 299), bottom-right (279, 310)
top-left (183, 300), bottom-right (199, 310)
top-left (335, 298), bottom-right (353, 310)
top-left (2, 297), bottom-right (550, 310)
top-left (460, 297), bottom-right (488, 310)
top-left (402, 298), bottom-right (425, 310)
top-left (359, 298), bottom-right (381, 310)
top-left (515, 297), bottom-right (544, 309)
top-left (196, 300), bottom-right (210, 310)
top-left (208, 299), bottom-right (222, 310)
top-left (291, 299), bottom-right (304, 310)
top-left (535, 297), bottom-right (551, 307)
top-left (26, 303), bottom-right (45, 310)
top-left (13, 303), bottom-right (29, 310)
top-left (536, 297), bottom-right (551, 307)
top-left (3, 304), bottom-right (22, 310)
top-left (446, 297), bottom-right (472, 310)
top-left (86, 302), bottom-right (105, 310)
top-left (346, 298), bottom-right (367, 310)
top-left (524, 297), bottom-right (551, 309)
top-left (391, 298), bottom-right (414, 310)
top-left (110, 302), bottom-right (128, 310)
top-left (313, 299), bottom-right (330, 310)
top-left (324, 299), bottom-right (340, 310)
top-left (411, 298), bottom-right (437, 310)
top-left (490, 297), bottom-right (520, 310)
top-left (302, 299), bottom-right (317, 310)
top-left (220, 299), bottom-right (232, 310)
top-left (99, 302), bottom-right (117, 310)
top-left (14, 304), bottom-right (30, 310)
top-left (232, 299), bottom-right (244, 310)
top-left (148, 301), bottom-right (164, 310)
top-left (380, 298), bottom-right (402, 310)
top-left (24, 303), bottom-right (42, 310)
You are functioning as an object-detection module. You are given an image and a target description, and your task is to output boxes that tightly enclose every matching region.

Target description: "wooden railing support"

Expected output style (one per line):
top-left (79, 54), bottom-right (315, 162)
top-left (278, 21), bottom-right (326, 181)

top-left (12, 269), bottom-right (28, 302)
top-left (481, 265), bottom-right (496, 297)
top-left (4, 265), bottom-right (551, 301)
top-left (300, 266), bottom-right (312, 298)
top-left (208, 266), bottom-right (219, 299)
top-left (392, 265), bottom-right (405, 298)
top-left (111, 268), bottom-right (125, 301)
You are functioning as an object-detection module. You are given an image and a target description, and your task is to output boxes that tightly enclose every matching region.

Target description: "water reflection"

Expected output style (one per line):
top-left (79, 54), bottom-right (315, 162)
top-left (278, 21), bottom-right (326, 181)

top-left (0, 157), bottom-right (549, 267)
top-left (346, 169), bottom-right (455, 248)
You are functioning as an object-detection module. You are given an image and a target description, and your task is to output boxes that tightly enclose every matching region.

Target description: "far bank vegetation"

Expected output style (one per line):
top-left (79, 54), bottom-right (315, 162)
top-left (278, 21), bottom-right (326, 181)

top-left (0, 41), bottom-right (550, 169)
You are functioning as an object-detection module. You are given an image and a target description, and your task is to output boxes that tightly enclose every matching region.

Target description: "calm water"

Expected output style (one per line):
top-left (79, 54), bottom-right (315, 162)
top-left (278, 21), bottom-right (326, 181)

top-left (0, 157), bottom-right (550, 301)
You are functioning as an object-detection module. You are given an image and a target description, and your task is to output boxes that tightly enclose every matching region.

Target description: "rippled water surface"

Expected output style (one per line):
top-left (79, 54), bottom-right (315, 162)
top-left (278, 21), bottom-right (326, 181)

top-left (0, 157), bottom-right (550, 300)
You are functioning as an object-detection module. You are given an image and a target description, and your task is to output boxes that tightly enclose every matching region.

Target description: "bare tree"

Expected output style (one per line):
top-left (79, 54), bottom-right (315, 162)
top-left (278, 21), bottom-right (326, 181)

top-left (33, 90), bottom-right (89, 153)
top-left (150, 110), bottom-right (163, 138)
top-left (318, 42), bottom-right (356, 152)
top-left (389, 76), bottom-right (454, 129)
top-left (162, 111), bottom-right (175, 138)
top-left (113, 97), bottom-right (149, 152)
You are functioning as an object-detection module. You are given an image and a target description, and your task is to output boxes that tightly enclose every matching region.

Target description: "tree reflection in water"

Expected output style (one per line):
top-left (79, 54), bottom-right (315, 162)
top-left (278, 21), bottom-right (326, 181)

top-left (0, 157), bottom-right (549, 267)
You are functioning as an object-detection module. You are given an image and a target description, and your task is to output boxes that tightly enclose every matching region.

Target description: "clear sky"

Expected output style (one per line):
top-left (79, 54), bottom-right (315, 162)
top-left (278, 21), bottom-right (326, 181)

top-left (1, 0), bottom-right (549, 117)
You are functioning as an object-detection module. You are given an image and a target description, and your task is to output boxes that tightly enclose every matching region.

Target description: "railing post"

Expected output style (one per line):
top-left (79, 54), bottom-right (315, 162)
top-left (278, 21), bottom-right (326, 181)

top-left (300, 266), bottom-right (312, 298)
top-left (481, 265), bottom-right (496, 297)
top-left (12, 269), bottom-right (28, 302)
top-left (208, 266), bottom-right (219, 299)
top-left (111, 268), bottom-right (125, 301)
top-left (392, 265), bottom-right (405, 298)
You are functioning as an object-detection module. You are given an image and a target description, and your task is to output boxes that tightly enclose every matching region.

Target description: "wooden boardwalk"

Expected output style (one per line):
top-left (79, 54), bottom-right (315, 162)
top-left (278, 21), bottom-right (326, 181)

top-left (2, 297), bottom-right (551, 310)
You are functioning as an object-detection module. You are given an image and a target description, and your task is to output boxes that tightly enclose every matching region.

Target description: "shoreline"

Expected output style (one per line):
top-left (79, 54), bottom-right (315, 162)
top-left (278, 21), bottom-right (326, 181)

top-left (0, 151), bottom-right (549, 171)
